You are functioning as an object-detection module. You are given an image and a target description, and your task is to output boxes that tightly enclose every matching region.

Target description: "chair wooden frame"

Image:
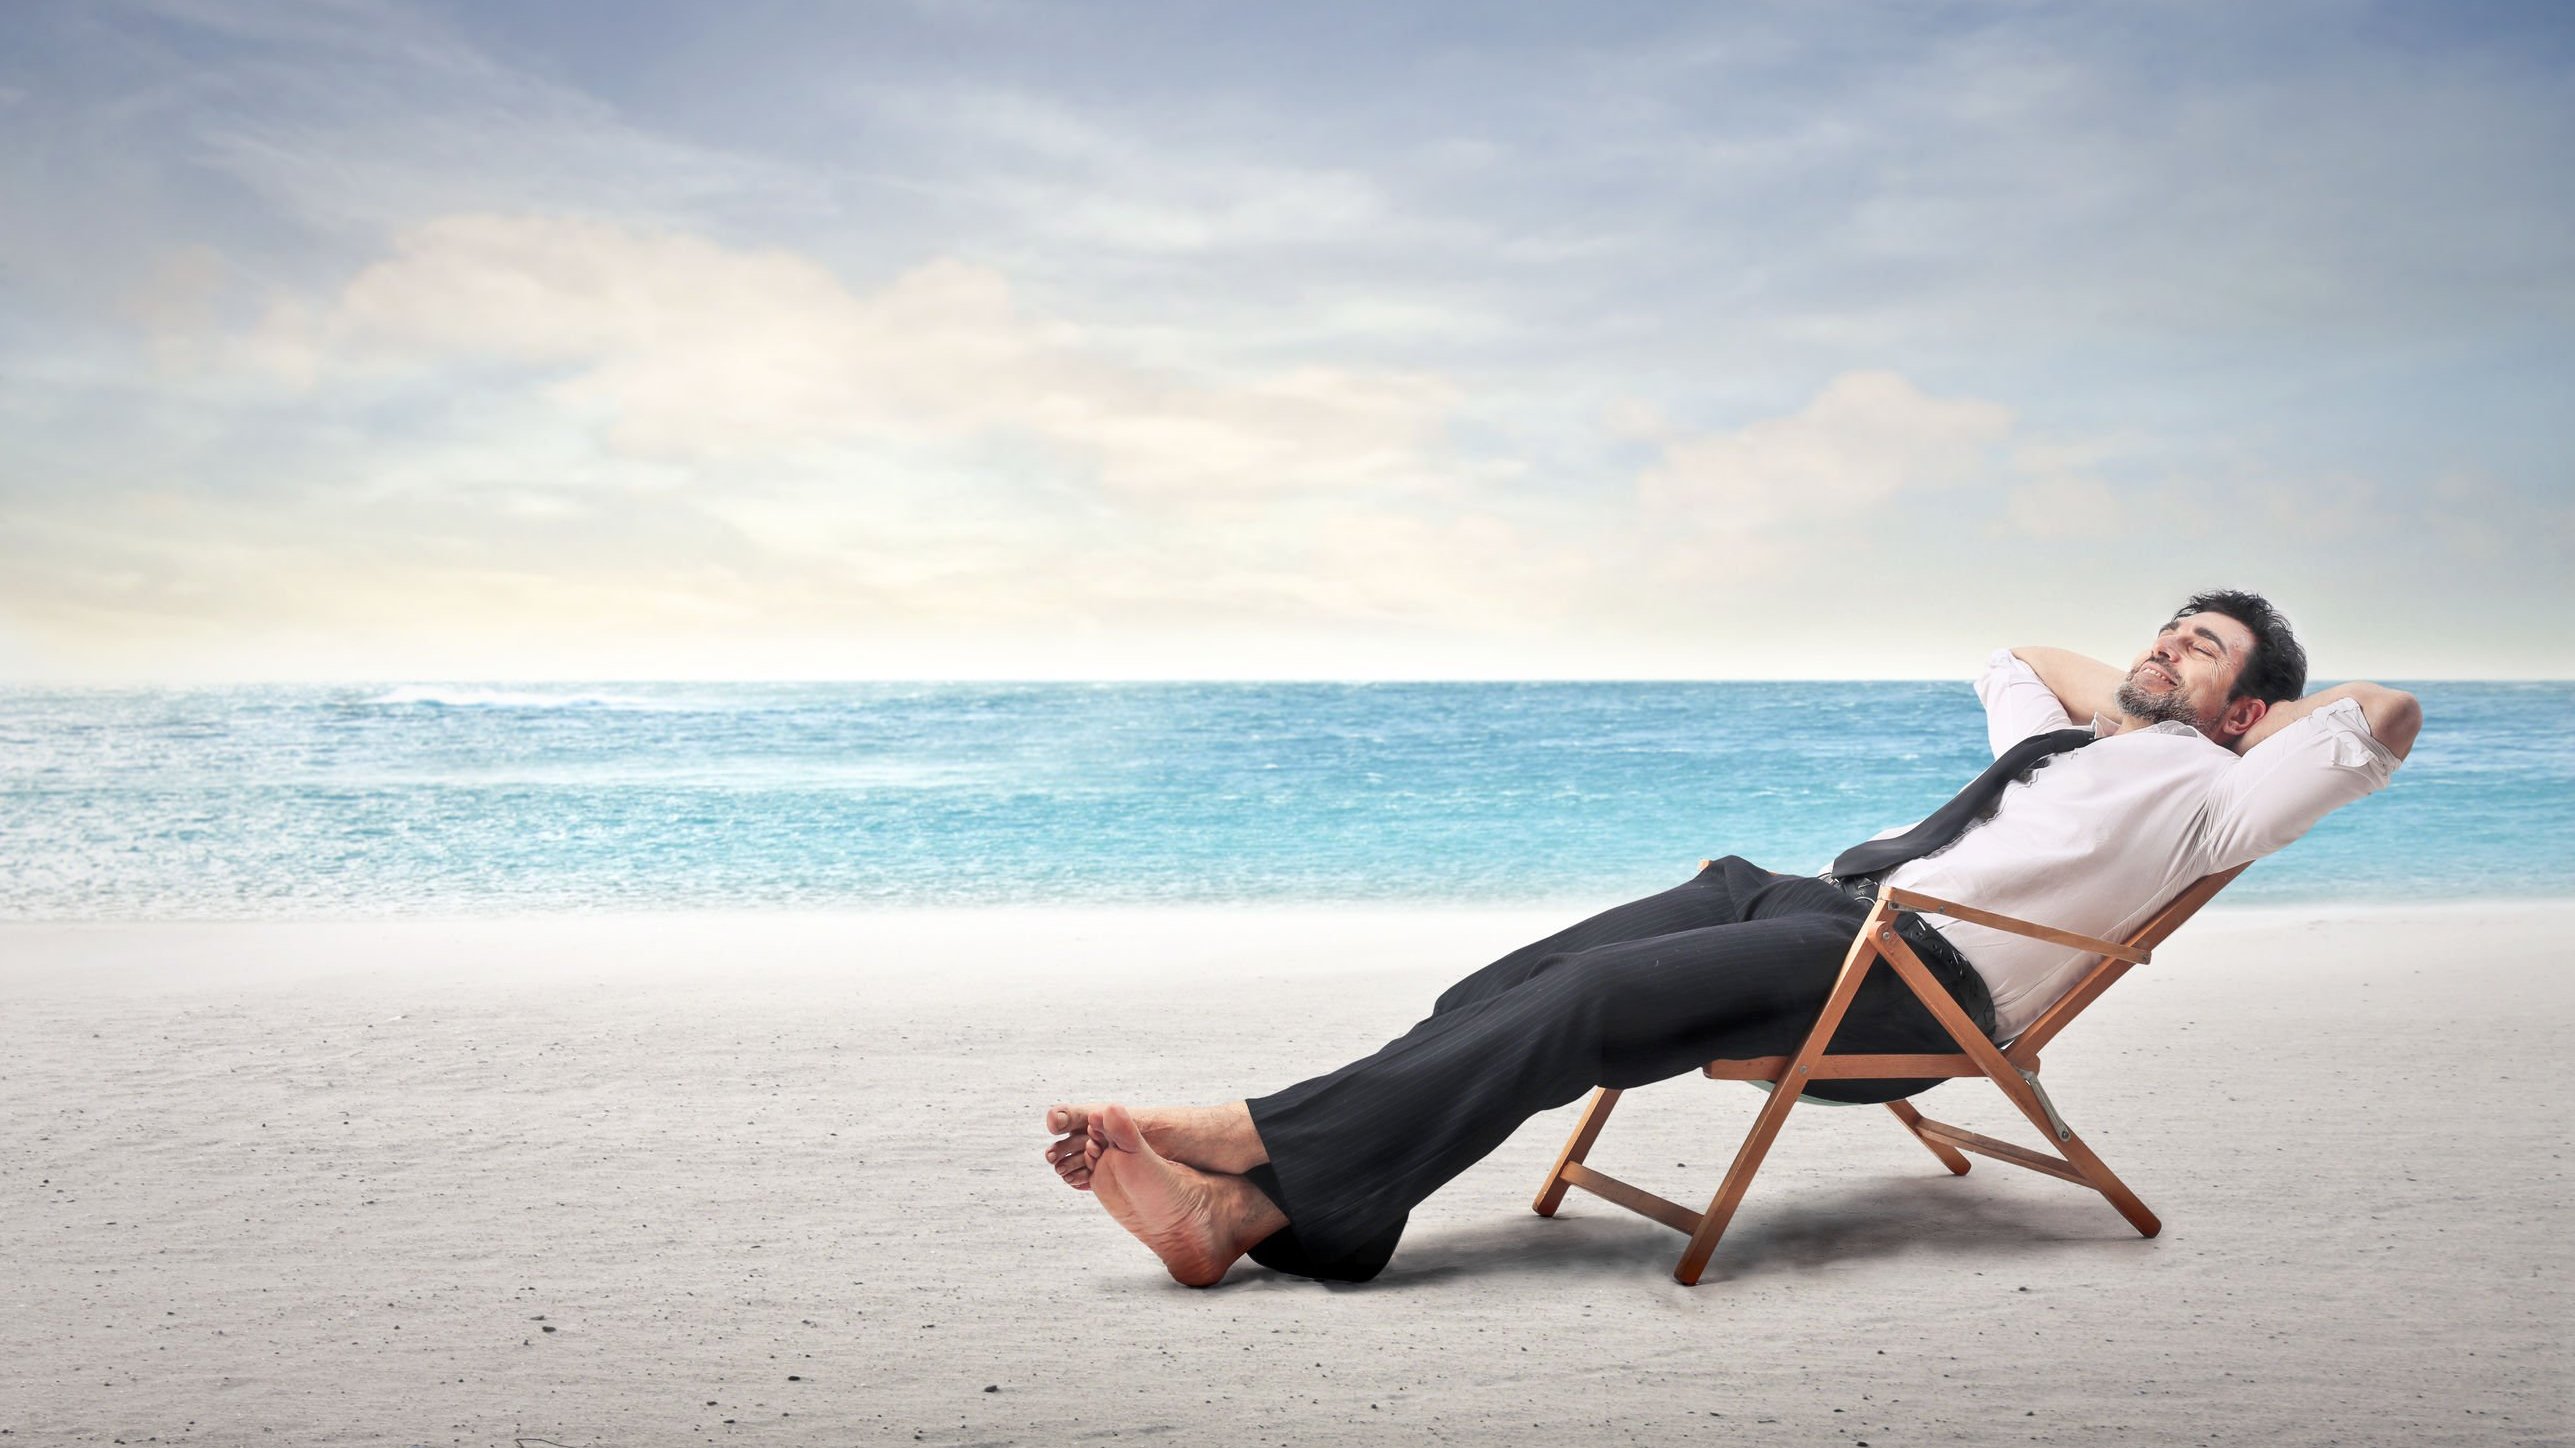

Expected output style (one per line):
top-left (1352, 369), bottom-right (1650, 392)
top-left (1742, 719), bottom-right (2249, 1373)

top-left (1532, 862), bottom-right (2248, 1285)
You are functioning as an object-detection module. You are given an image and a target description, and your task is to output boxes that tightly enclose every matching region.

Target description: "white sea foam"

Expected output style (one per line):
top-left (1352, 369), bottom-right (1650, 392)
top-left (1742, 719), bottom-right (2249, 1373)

top-left (369, 685), bottom-right (678, 711)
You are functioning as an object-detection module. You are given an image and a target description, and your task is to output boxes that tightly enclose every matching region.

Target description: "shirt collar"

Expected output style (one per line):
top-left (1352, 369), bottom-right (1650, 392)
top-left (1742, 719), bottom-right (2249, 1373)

top-left (2089, 712), bottom-right (2203, 740)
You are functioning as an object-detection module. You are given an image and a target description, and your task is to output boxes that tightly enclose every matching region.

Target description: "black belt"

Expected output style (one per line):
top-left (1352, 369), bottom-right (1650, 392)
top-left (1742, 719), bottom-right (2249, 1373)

top-left (1825, 873), bottom-right (1997, 1038)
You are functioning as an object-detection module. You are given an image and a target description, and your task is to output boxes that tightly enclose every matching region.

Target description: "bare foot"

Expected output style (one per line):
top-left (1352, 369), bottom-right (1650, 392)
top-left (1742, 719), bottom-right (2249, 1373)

top-left (1085, 1104), bottom-right (1285, 1288)
top-left (1043, 1102), bottom-right (1265, 1191)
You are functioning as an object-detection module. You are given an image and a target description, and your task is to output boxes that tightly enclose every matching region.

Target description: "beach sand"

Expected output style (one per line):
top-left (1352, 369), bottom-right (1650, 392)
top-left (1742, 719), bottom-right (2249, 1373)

top-left (2, 904), bottom-right (2566, 1446)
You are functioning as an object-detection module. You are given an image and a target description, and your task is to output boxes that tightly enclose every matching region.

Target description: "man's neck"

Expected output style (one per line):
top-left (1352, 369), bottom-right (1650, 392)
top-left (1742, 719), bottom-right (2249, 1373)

top-left (2100, 710), bottom-right (2243, 753)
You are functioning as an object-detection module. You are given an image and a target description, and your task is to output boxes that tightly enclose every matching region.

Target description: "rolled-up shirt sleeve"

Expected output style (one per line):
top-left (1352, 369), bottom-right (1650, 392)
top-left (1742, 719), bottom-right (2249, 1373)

top-left (1976, 648), bottom-right (2075, 758)
top-left (2200, 697), bottom-right (2401, 866)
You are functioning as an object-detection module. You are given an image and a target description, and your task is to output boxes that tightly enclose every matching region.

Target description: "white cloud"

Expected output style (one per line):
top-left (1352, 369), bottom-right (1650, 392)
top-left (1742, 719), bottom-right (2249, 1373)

top-left (0, 213), bottom-right (1616, 675)
top-left (1639, 370), bottom-right (2014, 535)
top-left (250, 214), bottom-right (1460, 500)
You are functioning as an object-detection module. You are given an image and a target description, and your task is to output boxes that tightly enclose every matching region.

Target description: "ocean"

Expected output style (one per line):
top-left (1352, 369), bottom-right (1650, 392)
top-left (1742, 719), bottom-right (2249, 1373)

top-left (0, 681), bottom-right (2564, 918)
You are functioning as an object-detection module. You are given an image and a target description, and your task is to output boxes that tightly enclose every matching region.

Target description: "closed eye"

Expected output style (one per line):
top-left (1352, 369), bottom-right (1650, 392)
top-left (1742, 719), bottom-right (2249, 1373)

top-left (2165, 622), bottom-right (2232, 659)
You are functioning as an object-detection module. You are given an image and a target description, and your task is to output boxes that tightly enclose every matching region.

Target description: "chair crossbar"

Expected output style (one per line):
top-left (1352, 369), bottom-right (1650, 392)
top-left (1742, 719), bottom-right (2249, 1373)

top-left (1881, 886), bottom-right (2147, 963)
top-left (1555, 1162), bottom-right (1703, 1235)
top-left (1908, 1119), bottom-right (2090, 1185)
top-left (1703, 1052), bottom-right (1985, 1080)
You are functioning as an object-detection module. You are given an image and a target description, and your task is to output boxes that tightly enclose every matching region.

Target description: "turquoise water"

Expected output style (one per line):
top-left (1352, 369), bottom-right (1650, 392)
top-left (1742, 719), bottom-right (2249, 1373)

top-left (0, 681), bottom-right (2564, 918)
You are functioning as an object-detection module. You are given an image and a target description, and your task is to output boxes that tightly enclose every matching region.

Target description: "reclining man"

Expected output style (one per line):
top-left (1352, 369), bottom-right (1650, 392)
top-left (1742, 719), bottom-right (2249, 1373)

top-left (1043, 589), bottom-right (2421, 1286)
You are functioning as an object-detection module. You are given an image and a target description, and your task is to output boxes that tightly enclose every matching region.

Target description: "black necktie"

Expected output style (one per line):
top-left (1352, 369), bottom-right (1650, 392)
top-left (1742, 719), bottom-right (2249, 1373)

top-left (1831, 726), bottom-right (2098, 881)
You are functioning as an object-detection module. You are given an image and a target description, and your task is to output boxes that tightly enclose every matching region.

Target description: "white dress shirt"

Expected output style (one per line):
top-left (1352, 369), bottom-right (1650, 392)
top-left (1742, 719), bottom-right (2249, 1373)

top-left (1880, 649), bottom-right (2402, 1040)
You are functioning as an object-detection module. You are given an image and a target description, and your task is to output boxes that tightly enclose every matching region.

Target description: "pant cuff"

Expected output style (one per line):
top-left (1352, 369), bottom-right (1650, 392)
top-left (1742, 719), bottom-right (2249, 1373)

top-left (1240, 1163), bottom-right (1403, 1282)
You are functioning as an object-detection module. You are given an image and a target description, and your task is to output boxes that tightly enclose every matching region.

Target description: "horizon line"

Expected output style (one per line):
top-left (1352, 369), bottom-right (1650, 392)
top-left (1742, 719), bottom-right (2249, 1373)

top-left (2, 673), bottom-right (2561, 689)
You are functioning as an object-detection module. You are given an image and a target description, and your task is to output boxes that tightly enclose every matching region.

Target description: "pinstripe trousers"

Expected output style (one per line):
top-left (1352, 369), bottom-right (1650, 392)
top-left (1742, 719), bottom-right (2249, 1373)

top-left (1240, 855), bottom-right (1995, 1282)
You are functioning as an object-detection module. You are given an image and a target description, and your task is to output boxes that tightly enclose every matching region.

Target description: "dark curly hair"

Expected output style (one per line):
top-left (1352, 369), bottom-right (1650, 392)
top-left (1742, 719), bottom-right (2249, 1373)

top-left (2173, 589), bottom-right (2307, 705)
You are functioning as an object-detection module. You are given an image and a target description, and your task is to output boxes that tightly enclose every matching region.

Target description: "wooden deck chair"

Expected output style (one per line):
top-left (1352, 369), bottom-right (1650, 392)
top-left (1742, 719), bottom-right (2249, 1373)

top-left (1532, 862), bottom-right (2248, 1285)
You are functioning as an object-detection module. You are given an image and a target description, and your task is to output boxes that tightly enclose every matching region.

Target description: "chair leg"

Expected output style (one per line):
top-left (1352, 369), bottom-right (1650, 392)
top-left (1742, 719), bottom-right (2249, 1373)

top-left (1886, 1099), bottom-right (1971, 1175)
top-left (1672, 906), bottom-right (1896, 1285)
top-left (1674, 1076), bottom-right (1803, 1285)
top-left (1873, 927), bottom-right (2161, 1238)
top-left (2053, 1127), bottom-right (2160, 1237)
top-left (1533, 1087), bottom-right (1622, 1216)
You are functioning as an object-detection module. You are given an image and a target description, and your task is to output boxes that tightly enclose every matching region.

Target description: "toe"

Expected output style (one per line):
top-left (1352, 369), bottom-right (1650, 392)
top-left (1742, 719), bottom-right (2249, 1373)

top-left (1099, 1103), bottom-right (1150, 1155)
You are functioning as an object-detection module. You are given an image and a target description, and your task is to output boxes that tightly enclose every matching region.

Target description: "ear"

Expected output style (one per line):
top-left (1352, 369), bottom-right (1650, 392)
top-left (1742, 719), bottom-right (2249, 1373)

top-left (2218, 695), bottom-right (2268, 745)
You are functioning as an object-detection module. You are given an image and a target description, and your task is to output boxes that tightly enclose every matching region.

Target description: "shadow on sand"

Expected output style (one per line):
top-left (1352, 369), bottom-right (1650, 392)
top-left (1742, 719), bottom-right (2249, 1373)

top-left (1252, 1174), bottom-right (2158, 1290)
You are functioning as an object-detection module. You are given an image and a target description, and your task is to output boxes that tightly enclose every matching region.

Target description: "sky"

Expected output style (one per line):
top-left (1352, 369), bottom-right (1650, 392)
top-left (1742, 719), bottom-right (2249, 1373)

top-left (2, 0), bottom-right (2569, 681)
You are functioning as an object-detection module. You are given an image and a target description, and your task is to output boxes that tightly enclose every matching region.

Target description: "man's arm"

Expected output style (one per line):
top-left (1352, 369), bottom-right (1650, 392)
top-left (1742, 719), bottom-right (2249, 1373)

top-left (2236, 683), bottom-right (2422, 759)
top-left (2009, 647), bottom-right (2124, 728)
top-left (2202, 681), bottom-right (2413, 865)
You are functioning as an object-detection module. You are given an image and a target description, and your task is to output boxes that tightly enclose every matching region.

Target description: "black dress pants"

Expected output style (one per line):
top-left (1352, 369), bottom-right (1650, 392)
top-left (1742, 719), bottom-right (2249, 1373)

top-left (1240, 856), bottom-right (1996, 1282)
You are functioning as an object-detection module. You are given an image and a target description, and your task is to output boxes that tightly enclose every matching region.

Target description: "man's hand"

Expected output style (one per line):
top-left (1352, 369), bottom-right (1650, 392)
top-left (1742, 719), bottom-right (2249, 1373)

top-left (2010, 647), bottom-right (2124, 727)
top-left (2236, 683), bottom-right (2421, 760)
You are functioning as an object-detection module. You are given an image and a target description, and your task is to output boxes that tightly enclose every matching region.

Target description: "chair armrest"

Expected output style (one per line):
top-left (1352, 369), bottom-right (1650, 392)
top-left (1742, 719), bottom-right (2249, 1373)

top-left (1880, 886), bottom-right (2149, 965)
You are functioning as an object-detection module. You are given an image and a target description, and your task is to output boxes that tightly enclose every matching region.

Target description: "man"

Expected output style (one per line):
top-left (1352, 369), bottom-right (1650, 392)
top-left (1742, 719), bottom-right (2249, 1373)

top-left (1043, 590), bottom-right (2421, 1286)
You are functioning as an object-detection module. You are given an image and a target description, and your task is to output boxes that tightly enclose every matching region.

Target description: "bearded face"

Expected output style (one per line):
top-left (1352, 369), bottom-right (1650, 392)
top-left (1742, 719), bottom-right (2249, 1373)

top-left (2117, 609), bottom-right (2270, 746)
top-left (2114, 614), bottom-right (2253, 733)
top-left (2113, 668), bottom-right (2215, 728)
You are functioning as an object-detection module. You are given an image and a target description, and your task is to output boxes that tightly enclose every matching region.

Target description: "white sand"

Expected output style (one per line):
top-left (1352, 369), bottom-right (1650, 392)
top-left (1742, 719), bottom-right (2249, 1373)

top-left (1, 904), bottom-right (2567, 1446)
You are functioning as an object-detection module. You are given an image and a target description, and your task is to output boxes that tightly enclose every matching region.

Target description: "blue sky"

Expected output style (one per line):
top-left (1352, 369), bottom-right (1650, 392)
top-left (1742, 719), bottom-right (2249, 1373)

top-left (2, 0), bottom-right (2568, 680)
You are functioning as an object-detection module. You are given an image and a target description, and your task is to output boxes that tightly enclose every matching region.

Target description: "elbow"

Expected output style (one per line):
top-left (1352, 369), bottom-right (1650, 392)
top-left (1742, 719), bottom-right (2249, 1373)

top-left (2364, 686), bottom-right (2423, 761)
